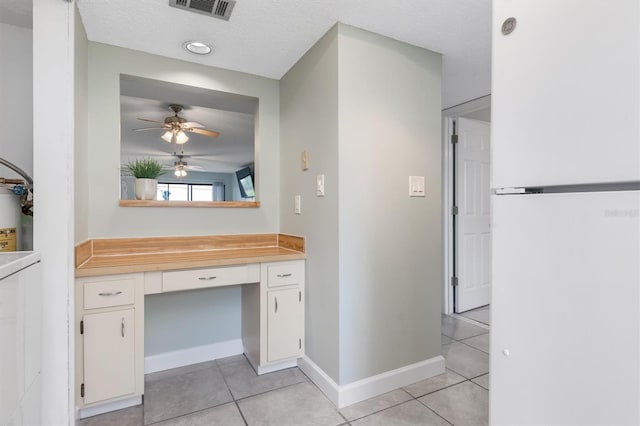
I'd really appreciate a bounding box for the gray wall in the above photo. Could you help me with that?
[337,25,442,384]
[145,286,241,355]
[0,23,32,180]
[0,22,34,250]
[74,6,89,243]
[462,106,491,122]
[281,23,442,385]
[87,42,280,238]
[280,26,341,381]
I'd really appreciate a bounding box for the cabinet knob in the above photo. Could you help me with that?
[277,273,292,278]
[198,276,217,281]
[275,297,278,313]
[121,318,126,338]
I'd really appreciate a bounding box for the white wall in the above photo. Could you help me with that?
[281,23,442,386]
[280,26,341,381]
[33,0,79,423]
[87,42,280,238]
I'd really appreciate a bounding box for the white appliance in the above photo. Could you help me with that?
[0,252,42,426]
[491,1,640,425]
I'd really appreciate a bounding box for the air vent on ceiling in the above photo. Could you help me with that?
[169,0,236,21]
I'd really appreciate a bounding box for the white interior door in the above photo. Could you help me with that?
[455,117,491,312]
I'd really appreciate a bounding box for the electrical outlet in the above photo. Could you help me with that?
[301,150,309,171]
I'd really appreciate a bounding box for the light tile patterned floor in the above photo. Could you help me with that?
[80,313,490,426]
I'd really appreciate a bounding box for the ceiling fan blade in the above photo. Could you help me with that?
[181,121,205,128]
[187,127,220,138]
[133,127,168,131]
[185,165,204,171]
[137,118,164,123]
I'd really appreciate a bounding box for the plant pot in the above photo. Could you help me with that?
[134,178,158,200]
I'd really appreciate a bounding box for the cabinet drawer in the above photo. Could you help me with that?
[162,264,259,292]
[84,278,135,310]
[267,262,304,288]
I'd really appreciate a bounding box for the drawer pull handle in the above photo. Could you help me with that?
[275,297,278,313]
[121,318,125,338]
[198,276,217,281]
[98,291,123,297]
[277,273,292,278]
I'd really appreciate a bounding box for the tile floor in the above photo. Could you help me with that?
[458,305,490,326]
[80,309,490,426]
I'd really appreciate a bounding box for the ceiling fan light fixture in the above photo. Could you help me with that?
[184,41,212,55]
[161,131,173,143]
[174,167,187,177]
[175,131,189,144]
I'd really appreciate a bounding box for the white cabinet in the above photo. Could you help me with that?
[0,253,41,426]
[75,274,144,413]
[76,259,305,416]
[243,260,305,372]
[83,309,135,404]
[267,287,303,362]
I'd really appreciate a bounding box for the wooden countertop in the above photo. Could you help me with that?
[75,234,305,277]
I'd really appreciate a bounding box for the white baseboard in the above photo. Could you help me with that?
[78,396,141,419]
[144,339,244,374]
[299,355,445,408]
[298,356,341,406]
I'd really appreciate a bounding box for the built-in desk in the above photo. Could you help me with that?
[74,234,305,418]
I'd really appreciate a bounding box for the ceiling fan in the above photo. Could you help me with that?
[169,152,204,177]
[134,104,220,144]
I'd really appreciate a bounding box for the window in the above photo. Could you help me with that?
[157,183,218,201]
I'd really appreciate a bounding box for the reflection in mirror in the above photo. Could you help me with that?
[120,75,258,203]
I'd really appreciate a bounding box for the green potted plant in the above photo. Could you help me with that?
[123,159,166,200]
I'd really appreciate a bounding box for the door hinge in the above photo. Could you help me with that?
[80,383,85,398]
[451,134,458,145]
[451,276,459,287]
[299,338,302,350]
[80,320,84,335]
[451,205,459,215]
[298,291,301,302]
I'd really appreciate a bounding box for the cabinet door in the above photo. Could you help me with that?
[267,288,302,362]
[83,309,135,404]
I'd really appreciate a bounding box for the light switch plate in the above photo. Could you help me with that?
[316,174,325,196]
[301,150,309,171]
[409,176,425,197]
[294,195,301,214]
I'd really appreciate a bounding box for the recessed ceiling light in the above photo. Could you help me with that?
[184,41,212,55]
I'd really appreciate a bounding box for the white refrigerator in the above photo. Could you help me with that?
[491,1,640,425]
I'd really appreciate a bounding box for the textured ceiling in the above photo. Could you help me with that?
[76,0,491,108]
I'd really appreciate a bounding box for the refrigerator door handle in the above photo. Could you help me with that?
[494,187,529,195]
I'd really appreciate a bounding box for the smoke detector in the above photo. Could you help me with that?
[169,0,236,21]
